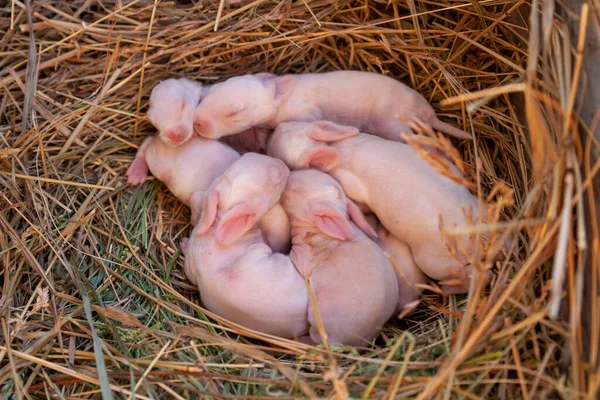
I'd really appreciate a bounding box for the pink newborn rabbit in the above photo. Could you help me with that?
[268,120,489,295]
[146,78,203,147]
[282,169,398,346]
[126,135,291,254]
[193,70,470,143]
[182,153,308,339]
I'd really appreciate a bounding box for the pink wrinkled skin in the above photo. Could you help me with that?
[147,78,203,147]
[182,153,308,338]
[193,70,470,143]
[125,136,291,253]
[363,213,427,315]
[377,224,428,315]
[282,169,398,346]
[269,120,492,295]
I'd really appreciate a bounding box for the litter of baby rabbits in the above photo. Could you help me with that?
[129,70,510,346]
[2,1,592,398]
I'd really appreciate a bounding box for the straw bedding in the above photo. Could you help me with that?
[0,0,597,398]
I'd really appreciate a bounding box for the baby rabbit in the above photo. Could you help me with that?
[193,70,470,143]
[269,120,490,294]
[282,169,398,346]
[182,153,309,339]
[146,78,203,147]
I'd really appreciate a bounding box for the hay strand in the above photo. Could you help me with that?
[0,0,597,398]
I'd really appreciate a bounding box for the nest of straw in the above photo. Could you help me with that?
[1,0,596,398]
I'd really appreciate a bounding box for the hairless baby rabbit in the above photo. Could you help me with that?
[282,169,398,346]
[181,153,308,338]
[146,78,203,147]
[269,120,492,295]
[193,70,470,143]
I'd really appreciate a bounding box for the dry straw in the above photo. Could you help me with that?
[0,0,598,398]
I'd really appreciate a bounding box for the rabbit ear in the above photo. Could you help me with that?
[215,202,257,246]
[347,199,377,239]
[266,76,296,103]
[195,186,219,236]
[299,147,340,172]
[308,203,353,241]
[308,121,359,142]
